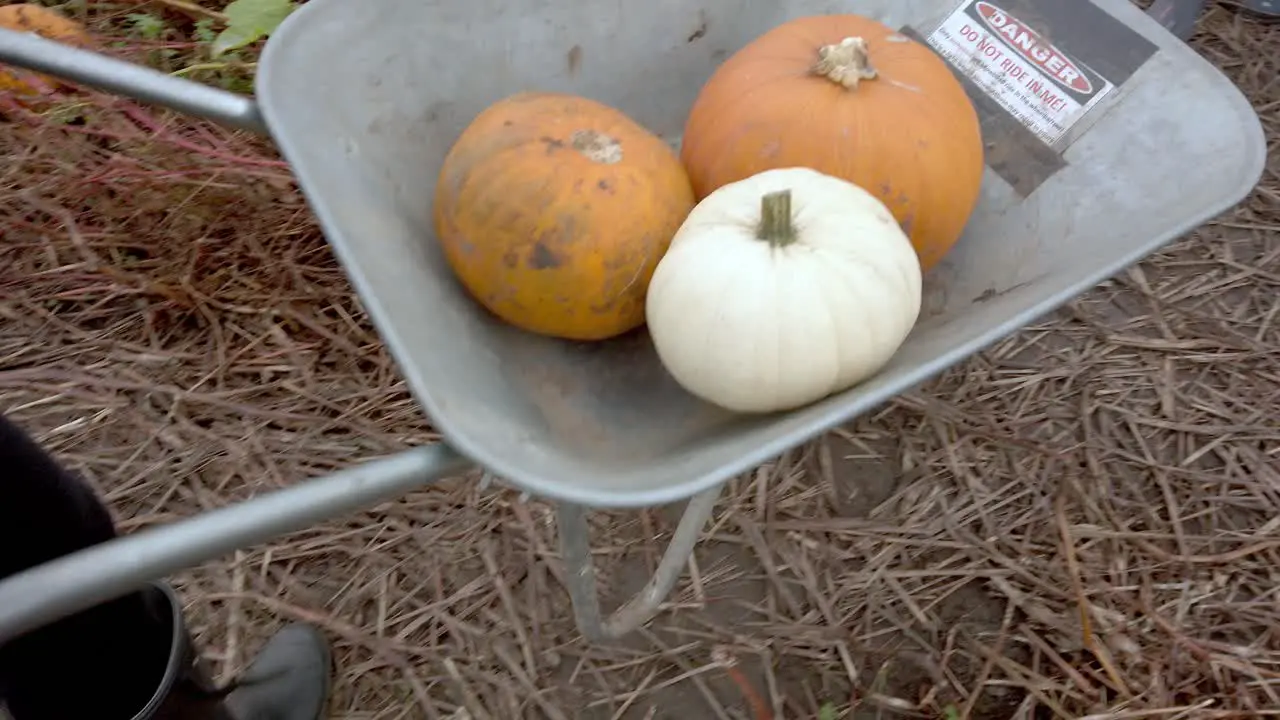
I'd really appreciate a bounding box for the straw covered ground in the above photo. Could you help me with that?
[1,2,1277,718]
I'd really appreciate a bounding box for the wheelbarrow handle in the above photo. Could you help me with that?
[0,28,266,135]
[0,443,472,643]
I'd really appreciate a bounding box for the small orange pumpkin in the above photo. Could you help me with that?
[679,15,985,271]
[0,4,93,97]
[434,92,695,341]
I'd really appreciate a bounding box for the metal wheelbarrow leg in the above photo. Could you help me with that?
[557,486,723,642]
[0,29,710,646]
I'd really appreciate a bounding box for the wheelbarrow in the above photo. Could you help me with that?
[0,0,1265,645]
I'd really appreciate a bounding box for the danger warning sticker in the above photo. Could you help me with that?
[927,0,1115,146]
[900,0,1156,196]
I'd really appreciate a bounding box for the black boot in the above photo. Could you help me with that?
[134,582,333,720]
[0,414,332,719]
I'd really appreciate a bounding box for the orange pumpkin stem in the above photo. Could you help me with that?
[813,36,878,90]
[757,190,796,248]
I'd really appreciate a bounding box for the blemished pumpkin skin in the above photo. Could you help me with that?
[679,15,985,272]
[434,92,695,341]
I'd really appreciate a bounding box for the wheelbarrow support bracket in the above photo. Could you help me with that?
[555,485,723,642]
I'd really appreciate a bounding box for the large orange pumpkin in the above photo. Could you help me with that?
[679,15,985,271]
[434,92,695,341]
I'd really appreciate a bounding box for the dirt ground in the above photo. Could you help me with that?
[1,2,1278,719]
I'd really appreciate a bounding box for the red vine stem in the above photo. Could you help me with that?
[712,646,774,720]
[117,102,290,168]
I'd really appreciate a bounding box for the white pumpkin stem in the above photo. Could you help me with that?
[813,37,878,90]
[757,190,796,248]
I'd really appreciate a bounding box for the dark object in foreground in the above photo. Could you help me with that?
[0,414,332,719]
[1149,0,1280,40]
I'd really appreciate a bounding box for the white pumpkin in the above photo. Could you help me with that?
[645,166,922,414]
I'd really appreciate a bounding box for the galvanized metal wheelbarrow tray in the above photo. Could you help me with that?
[0,0,1265,644]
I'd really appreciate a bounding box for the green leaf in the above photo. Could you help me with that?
[210,0,295,58]
[127,12,166,40]
[193,17,218,45]
[819,703,838,720]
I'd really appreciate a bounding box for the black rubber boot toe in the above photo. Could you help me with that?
[222,623,332,720]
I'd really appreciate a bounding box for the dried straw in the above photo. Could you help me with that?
[1,3,1277,718]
